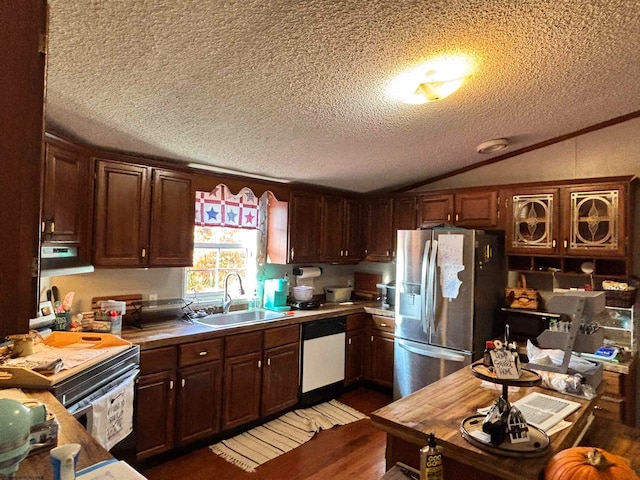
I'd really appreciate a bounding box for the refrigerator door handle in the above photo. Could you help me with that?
[420,239,431,334]
[396,338,468,363]
[425,239,438,332]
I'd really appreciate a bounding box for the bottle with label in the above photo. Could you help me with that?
[483,340,494,369]
[420,433,443,480]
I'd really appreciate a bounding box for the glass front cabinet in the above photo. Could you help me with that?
[506,182,629,258]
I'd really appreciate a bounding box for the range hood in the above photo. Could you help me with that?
[40,245,95,277]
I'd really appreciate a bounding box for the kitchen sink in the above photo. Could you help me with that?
[192,309,288,328]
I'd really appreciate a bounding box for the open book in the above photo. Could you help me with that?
[513,392,581,432]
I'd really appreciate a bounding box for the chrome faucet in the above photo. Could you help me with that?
[223,273,245,313]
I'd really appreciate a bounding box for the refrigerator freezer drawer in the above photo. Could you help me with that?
[393,338,472,400]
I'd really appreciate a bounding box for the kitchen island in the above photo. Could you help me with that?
[371,365,599,480]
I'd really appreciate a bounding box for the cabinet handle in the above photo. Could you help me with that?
[447,214,451,222]
[564,239,568,249]
[386,250,390,257]
[181,378,185,388]
[258,360,262,368]
[41,221,46,233]
[290,248,294,260]
[455,213,459,222]
[50,222,55,233]
[371,336,374,342]
[345,250,348,256]
[141,248,146,258]
[380,323,388,327]
[169,380,174,390]
[267,358,271,366]
[198,351,208,356]
[348,338,352,345]
[552,239,557,248]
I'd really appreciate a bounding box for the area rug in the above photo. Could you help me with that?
[210,399,368,472]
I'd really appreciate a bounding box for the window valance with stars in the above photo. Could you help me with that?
[195,185,259,229]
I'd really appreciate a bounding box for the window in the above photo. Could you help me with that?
[184,226,258,303]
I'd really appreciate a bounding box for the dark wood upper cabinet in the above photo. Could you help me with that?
[417,190,498,229]
[320,194,346,263]
[93,159,194,267]
[343,198,363,261]
[1,1,47,337]
[149,169,195,266]
[364,197,394,262]
[288,191,322,263]
[42,139,93,259]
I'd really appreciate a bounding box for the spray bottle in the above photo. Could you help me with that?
[420,433,443,480]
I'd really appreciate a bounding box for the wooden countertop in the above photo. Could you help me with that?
[371,365,597,480]
[13,390,114,478]
[122,301,389,349]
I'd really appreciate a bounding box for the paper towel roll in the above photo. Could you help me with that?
[293,266,322,279]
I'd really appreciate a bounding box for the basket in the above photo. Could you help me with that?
[505,274,539,310]
[603,288,637,308]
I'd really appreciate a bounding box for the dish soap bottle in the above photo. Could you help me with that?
[420,433,443,480]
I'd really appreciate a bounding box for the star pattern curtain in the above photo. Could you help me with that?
[195,185,259,229]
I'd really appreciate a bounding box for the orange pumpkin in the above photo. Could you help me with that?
[545,447,640,480]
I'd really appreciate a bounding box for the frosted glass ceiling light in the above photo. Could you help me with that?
[389,55,471,104]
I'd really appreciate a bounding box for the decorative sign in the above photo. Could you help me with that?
[195,185,259,229]
[490,348,520,380]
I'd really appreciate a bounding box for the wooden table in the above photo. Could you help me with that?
[371,365,597,480]
[12,390,114,478]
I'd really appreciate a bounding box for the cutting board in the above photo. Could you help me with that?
[353,272,382,299]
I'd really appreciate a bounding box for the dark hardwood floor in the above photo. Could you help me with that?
[140,386,392,480]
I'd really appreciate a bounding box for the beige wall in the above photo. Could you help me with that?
[413,117,640,190]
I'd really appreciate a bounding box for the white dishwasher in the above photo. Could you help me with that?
[300,316,346,406]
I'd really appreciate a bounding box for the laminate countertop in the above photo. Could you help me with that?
[121,301,392,350]
[371,365,613,480]
[12,390,114,478]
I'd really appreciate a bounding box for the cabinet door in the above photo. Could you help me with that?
[149,169,194,266]
[136,370,176,460]
[364,198,393,261]
[289,192,322,263]
[392,196,416,258]
[343,198,363,261]
[455,190,498,228]
[563,184,627,257]
[370,332,394,388]
[94,160,150,266]
[176,360,222,445]
[345,329,366,385]
[222,351,262,430]
[262,343,300,417]
[42,142,91,249]
[320,195,345,262]
[505,188,560,255]
[417,194,454,226]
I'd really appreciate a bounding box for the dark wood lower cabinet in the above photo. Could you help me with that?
[136,370,176,460]
[222,351,262,430]
[346,328,366,385]
[262,342,300,417]
[176,360,223,445]
[369,332,394,388]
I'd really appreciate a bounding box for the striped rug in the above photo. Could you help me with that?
[210,399,368,472]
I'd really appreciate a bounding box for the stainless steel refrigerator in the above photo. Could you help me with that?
[393,228,505,399]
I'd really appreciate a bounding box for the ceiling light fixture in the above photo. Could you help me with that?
[476,138,509,154]
[389,55,472,104]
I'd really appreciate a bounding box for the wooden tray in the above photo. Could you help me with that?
[0,332,132,388]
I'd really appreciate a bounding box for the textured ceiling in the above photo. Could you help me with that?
[46,1,640,193]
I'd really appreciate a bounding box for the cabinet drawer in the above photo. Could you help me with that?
[594,395,624,423]
[602,370,623,396]
[225,331,263,357]
[347,313,367,331]
[371,315,395,333]
[179,338,223,367]
[140,346,178,375]
[264,324,300,349]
